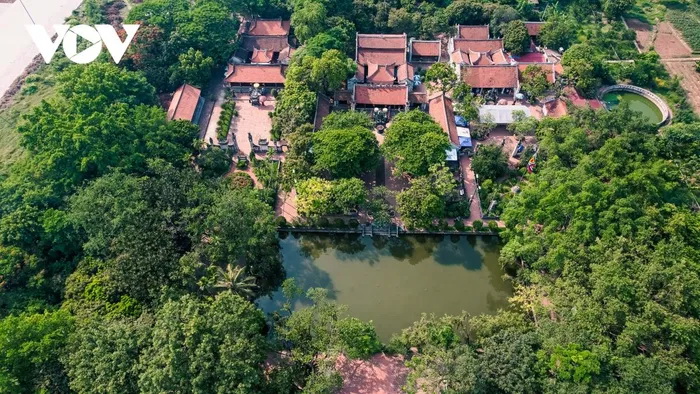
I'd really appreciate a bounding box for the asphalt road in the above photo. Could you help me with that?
[0,0,83,97]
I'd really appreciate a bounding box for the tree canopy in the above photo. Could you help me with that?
[312,127,380,178]
[382,110,451,176]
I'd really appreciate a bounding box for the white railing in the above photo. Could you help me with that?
[599,84,671,125]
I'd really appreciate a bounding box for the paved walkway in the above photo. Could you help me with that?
[0,0,83,98]
[459,156,482,224]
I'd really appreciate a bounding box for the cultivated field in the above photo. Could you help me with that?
[663,60,700,114]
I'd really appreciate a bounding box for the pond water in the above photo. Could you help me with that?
[258,233,512,341]
[602,91,663,124]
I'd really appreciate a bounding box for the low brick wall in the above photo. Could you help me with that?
[278,227,500,237]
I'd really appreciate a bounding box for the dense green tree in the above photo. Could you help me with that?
[271,82,317,139]
[472,144,509,181]
[453,82,481,121]
[291,0,328,44]
[138,293,267,393]
[562,43,606,96]
[65,317,150,394]
[382,110,451,176]
[313,126,380,178]
[0,310,74,393]
[169,48,215,88]
[539,13,577,50]
[127,0,238,91]
[196,146,231,178]
[520,65,552,101]
[296,177,366,217]
[602,0,634,19]
[310,49,356,93]
[322,111,374,130]
[424,62,458,94]
[503,20,530,55]
[445,0,486,26]
[397,164,456,228]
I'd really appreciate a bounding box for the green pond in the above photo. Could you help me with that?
[602,91,663,124]
[259,233,512,341]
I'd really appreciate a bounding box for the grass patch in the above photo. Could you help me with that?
[628,0,667,23]
[0,68,60,171]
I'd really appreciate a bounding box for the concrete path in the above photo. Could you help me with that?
[0,0,84,98]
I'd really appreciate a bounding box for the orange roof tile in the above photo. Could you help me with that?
[359,62,413,83]
[453,39,503,53]
[357,34,407,49]
[225,64,286,84]
[458,25,490,39]
[167,84,201,121]
[411,40,441,57]
[462,65,518,89]
[251,48,273,63]
[354,85,407,106]
[246,19,290,36]
[428,93,458,146]
[241,36,290,52]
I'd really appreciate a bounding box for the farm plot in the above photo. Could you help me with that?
[663,61,700,115]
[667,9,700,52]
[653,22,692,59]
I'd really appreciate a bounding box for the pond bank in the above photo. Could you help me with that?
[278,227,501,237]
[261,233,511,341]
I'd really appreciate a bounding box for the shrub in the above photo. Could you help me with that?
[463,225,473,232]
[229,171,254,190]
[333,218,346,228]
[454,221,465,231]
[348,219,360,228]
[438,220,449,230]
[337,317,382,359]
[236,160,248,170]
[488,221,499,232]
[216,101,236,140]
[275,216,288,228]
[472,220,484,231]
[317,217,330,228]
[196,148,230,178]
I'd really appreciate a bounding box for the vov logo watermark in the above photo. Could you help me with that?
[26,24,140,64]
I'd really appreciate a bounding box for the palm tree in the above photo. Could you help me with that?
[214,264,257,299]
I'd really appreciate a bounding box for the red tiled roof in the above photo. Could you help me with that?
[428,93,458,146]
[518,63,558,83]
[246,19,290,36]
[457,25,490,40]
[453,39,503,53]
[167,84,201,121]
[358,62,414,83]
[251,48,273,63]
[225,64,286,84]
[411,40,441,57]
[524,22,544,36]
[241,36,290,52]
[544,99,568,118]
[451,49,510,65]
[354,85,407,106]
[358,34,407,49]
[462,65,518,89]
[358,49,406,66]
[357,34,407,65]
